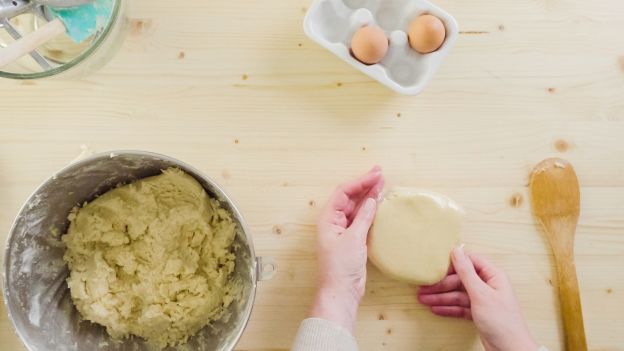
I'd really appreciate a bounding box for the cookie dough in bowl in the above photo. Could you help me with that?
[63,168,242,348]
[368,189,463,285]
[3,151,271,351]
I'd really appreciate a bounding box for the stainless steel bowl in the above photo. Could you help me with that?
[2,150,276,351]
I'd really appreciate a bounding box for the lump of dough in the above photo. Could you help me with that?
[62,168,242,348]
[368,189,462,285]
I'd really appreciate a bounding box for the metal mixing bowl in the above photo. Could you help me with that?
[2,150,276,351]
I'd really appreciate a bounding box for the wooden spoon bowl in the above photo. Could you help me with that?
[529,158,587,351]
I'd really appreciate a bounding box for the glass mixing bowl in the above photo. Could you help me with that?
[0,0,127,79]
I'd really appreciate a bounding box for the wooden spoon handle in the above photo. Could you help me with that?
[0,18,65,69]
[554,255,587,351]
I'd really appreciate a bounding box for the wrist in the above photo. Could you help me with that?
[309,284,361,332]
[513,336,539,351]
[482,328,538,351]
[509,327,539,351]
[490,335,539,351]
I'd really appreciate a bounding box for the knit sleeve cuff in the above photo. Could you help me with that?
[291,318,358,351]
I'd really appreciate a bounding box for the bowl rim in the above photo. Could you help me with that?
[1,149,259,351]
[0,0,124,80]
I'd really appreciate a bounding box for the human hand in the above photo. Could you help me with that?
[309,166,384,332]
[418,247,539,351]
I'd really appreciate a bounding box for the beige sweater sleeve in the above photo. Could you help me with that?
[291,317,549,351]
[291,318,358,351]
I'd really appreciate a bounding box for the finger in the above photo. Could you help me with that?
[325,190,350,214]
[451,246,488,297]
[318,190,351,233]
[447,263,456,275]
[318,167,382,232]
[418,274,463,294]
[365,174,385,201]
[317,197,350,238]
[318,208,345,235]
[348,197,377,242]
[339,167,383,198]
[417,291,471,307]
[349,176,385,222]
[328,210,348,229]
[468,254,504,288]
[322,170,381,223]
[430,306,472,320]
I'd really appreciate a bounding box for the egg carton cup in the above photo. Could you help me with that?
[303,0,458,95]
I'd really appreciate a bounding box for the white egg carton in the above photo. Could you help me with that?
[303,0,458,95]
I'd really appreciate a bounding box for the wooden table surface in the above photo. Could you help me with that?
[1,0,623,350]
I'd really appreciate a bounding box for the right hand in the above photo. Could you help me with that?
[309,166,384,332]
[418,247,539,351]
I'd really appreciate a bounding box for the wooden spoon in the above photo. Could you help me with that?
[529,158,587,351]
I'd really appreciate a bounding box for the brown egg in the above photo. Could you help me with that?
[408,14,446,54]
[351,26,389,65]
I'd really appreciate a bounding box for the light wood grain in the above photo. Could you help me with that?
[1,0,624,350]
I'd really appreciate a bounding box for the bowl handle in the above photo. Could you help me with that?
[256,256,277,281]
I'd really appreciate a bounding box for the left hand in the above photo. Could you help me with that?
[417,248,539,351]
[309,166,385,332]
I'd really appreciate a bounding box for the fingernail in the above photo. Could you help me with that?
[452,244,466,259]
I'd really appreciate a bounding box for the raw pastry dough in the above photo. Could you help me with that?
[63,168,241,348]
[368,189,462,285]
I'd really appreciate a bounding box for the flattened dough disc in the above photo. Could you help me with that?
[368,189,462,285]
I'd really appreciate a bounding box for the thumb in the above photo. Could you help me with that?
[349,198,377,242]
[451,246,487,297]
